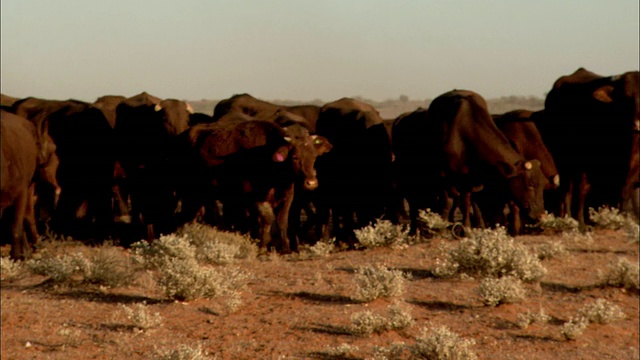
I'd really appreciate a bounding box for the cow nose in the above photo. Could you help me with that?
[304,178,318,190]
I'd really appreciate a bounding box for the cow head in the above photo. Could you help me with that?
[506,159,547,220]
[35,140,61,223]
[277,125,332,190]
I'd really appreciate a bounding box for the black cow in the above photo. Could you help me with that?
[176,113,331,252]
[10,97,114,241]
[393,90,547,234]
[114,92,192,241]
[314,98,394,246]
[1,111,59,259]
[538,68,639,226]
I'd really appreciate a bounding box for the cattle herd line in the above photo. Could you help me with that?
[1,67,638,260]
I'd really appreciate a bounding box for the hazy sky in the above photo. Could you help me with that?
[2,0,638,102]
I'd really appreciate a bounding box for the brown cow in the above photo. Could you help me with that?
[539,68,639,226]
[474,110,560,234]
[393,90,547,233]
[1,111,59,259]
[176,113,331,252]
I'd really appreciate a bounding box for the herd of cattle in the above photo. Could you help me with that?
[1,67,638,259]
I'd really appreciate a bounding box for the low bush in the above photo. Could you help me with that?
[477,276,526,306]
[355,219,410,249]
[433,227,546,282]
[411,323,477,360]
[352,264,409,302]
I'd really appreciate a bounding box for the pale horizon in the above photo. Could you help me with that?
[2,0,638,103]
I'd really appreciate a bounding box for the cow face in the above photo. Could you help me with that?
[281,125,332,190]
[507,160,547,220]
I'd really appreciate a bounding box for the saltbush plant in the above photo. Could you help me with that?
[411,323,477,360]
[537,212,579,232]
[120,302,163,331]
[601,257,639,291]
[348,304,414,336]
[352,264,409,302]
[176,223,258,264]
[534,241,567,261]
[1,256,25,282]
[355,219,410,249]
[561,298,625,340]
[154,344,213,360]
[589,206,629,230]
[132,234,251,301]
[418,209,452,238]
[516,308,551,329]
[434,227,546,282]
[477,276,526,306]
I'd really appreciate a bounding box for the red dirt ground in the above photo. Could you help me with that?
[1,228,638,359]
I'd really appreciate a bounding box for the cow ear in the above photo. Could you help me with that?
[311,135,332,155]
[273,145,291,162]
[186,102,194,114]
[593,85,615,103]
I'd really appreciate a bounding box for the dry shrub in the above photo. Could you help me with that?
[534,241,567,260]
[561,299,625,340]
[601,257,639,291]
[348,304,414,336]
[538,212,579,232]
[411,323,477,360]
[1,256,26,282]
[589,206,630,230]
[154,344,213,360]
[434,227,546,282]
[477,276,526,306]
[176,223,258,264]
[132,234,251,302]
[352,264,409,302]
[119,302,163,330]
[418,209,452,238]
[355,219,411,249]
[516,308,551,329]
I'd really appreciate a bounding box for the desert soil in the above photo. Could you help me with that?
[1,228,638,360]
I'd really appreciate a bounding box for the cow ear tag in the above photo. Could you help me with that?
[275,153,285,162]
[524,161,533,170]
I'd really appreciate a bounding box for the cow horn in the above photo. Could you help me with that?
[524,161,533,170]
[553,174,560,187]
[154,104,162,112]
[186,103,194,114]
[284,136,292,143]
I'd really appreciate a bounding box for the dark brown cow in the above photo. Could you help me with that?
[393,90,547,233]
[474,110,560,234]
[212,93,321,130]
[539,68,640,226]
[314,98,394,245]
[1,111,59,259]
[176,113,331,252]
[94,95,126,128]
[10,97,114,241]
[115,92,193,241]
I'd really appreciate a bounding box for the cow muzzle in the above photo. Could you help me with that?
[304,178,318,190]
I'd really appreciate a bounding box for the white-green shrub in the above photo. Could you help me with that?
[355,219,410,249]
[477,276,526,306]
[601,257,639,291]
[418,209,451,237]
[411,324,477,360]
[120,302,163,330]
[577,299,625,324]
[1,256,25,281]
[538,212,579,232]
[154,344,213,360]
[352,264,409,302]
[516,308,551,329]
[589,207,628,230]
[433,227,546,282]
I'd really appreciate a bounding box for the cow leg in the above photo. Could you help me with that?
[471,200,485,229]
[576,172,591,231]
[24,183,40,246]
[277,185,295,253]
[256,201,275,252]
[10,191,31,260]
[561,179,574,219]
[407,197,419,236]
[508,202,522,235]
[460,192,473,229]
